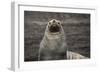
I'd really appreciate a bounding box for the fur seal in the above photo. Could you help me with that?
[39,19,67,60]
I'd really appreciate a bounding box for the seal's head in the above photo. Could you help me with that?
[47,19,61,33]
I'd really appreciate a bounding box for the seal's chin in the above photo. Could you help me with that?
[49,25,60,33]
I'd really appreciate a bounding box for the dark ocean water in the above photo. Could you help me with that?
[24,11,90,61]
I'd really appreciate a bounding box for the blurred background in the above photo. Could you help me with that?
[24,11,90,61]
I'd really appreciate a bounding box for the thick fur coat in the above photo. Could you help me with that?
[39,19,67,60]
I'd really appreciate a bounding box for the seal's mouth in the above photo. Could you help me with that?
[49,25,60,33]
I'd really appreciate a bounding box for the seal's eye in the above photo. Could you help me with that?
[49,22,51,25]
[58,22,60,25]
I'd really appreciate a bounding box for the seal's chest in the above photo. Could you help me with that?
[47,38,63,49]
[47,34,61,39]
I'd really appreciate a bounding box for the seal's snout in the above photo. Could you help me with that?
[49,24,60,32]
[48,19,61,33]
